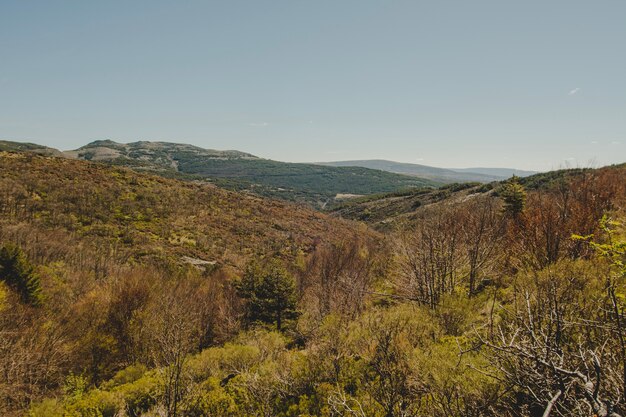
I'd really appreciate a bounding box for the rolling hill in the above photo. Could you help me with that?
[318,159,535,183]
[0,150,372,273]
[0,140,64,157]
[330,165,626,230]
[449,167,536,178]
[1,140,439,207]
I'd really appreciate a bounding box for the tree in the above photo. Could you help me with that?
[459,197,505,296]
[302,237,378,320]
[500,176,526,216]
[236,259,299,331]
[0,243,42,306]
[138,280,203,417]
[395,204,464,308]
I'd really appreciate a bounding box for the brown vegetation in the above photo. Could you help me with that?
[0,151,625,416]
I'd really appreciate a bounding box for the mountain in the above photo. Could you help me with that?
[449,167,536,178]
[0,140,64,157]
[63,139,256,167]
[8,139,436,206]
[318,159,533,183]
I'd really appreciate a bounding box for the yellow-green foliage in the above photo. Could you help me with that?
[28,370,161,417]
[64,389,122,417]
[27,263,621,416]
[182,377,239,417]
[574,215,626,275]
[27,398,64,417]
[0,282,7,312]
[412,337,500,412]
[9,154,626,416]
[101,364,148,389]
[112,373,162,416]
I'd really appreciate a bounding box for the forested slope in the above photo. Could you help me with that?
[1,139,440,207]
[0,151,378,415]
[1,151,625,417]
[0,151,368,269]
[331,166,626,231]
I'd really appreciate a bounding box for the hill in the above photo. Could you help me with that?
[318,159,535,183]
[449,166,536,178]
[65,140,439,206]
[0,140,440,207]
[330,182,488,229]
[0,150,382,415]
[0,140,64,157]
[330,166,626,230]
[0,151,369,271]
[63,139,256,166]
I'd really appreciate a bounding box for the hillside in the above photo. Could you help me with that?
[2,151,625,417]
[0,151,380,415]
[0,140,64,157]
[66,140,438,206]
[0,151,371,272]
[0,140,439,207]
[331,166,626,230]
[318,159,535,183]
[330,182,489,229]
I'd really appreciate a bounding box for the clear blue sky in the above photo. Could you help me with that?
[1,1,624,171]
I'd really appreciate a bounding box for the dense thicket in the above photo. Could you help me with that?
[0,151,624,416]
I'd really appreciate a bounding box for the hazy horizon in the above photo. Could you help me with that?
[2,1,625,171]
[5,136,611,172]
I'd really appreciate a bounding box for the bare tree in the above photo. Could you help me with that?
[302,237,379,319]
[137,280,203,417]
[395,204,464,308]
[460,196,505,296]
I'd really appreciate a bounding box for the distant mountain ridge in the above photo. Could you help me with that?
[0,140,64,157]
[64,140,257,172]
[66,139,256,160]
[449,167,536,178]
[0,139,438,207]
[318,159,536,183]
[0,139,539,207]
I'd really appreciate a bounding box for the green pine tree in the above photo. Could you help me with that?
[500,175,526,216]
[0,243,43,306]
[235,259,299,331]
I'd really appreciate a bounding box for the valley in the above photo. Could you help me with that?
[0,144,624,416]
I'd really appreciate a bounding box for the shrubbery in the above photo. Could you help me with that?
[2,153,625,416]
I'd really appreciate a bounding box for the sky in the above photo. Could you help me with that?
[1,1,625,171]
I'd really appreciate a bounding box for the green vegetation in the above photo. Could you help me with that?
[319,159,518,183]
[499,176,527,215]
[1,139,441,206]
[235,259,299,331]
[0,140,61,155]
[0,244,42,306]
[70,140,439,206]
[330,166,623,230]
[0,150,625,416]
[178,156,437,201]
